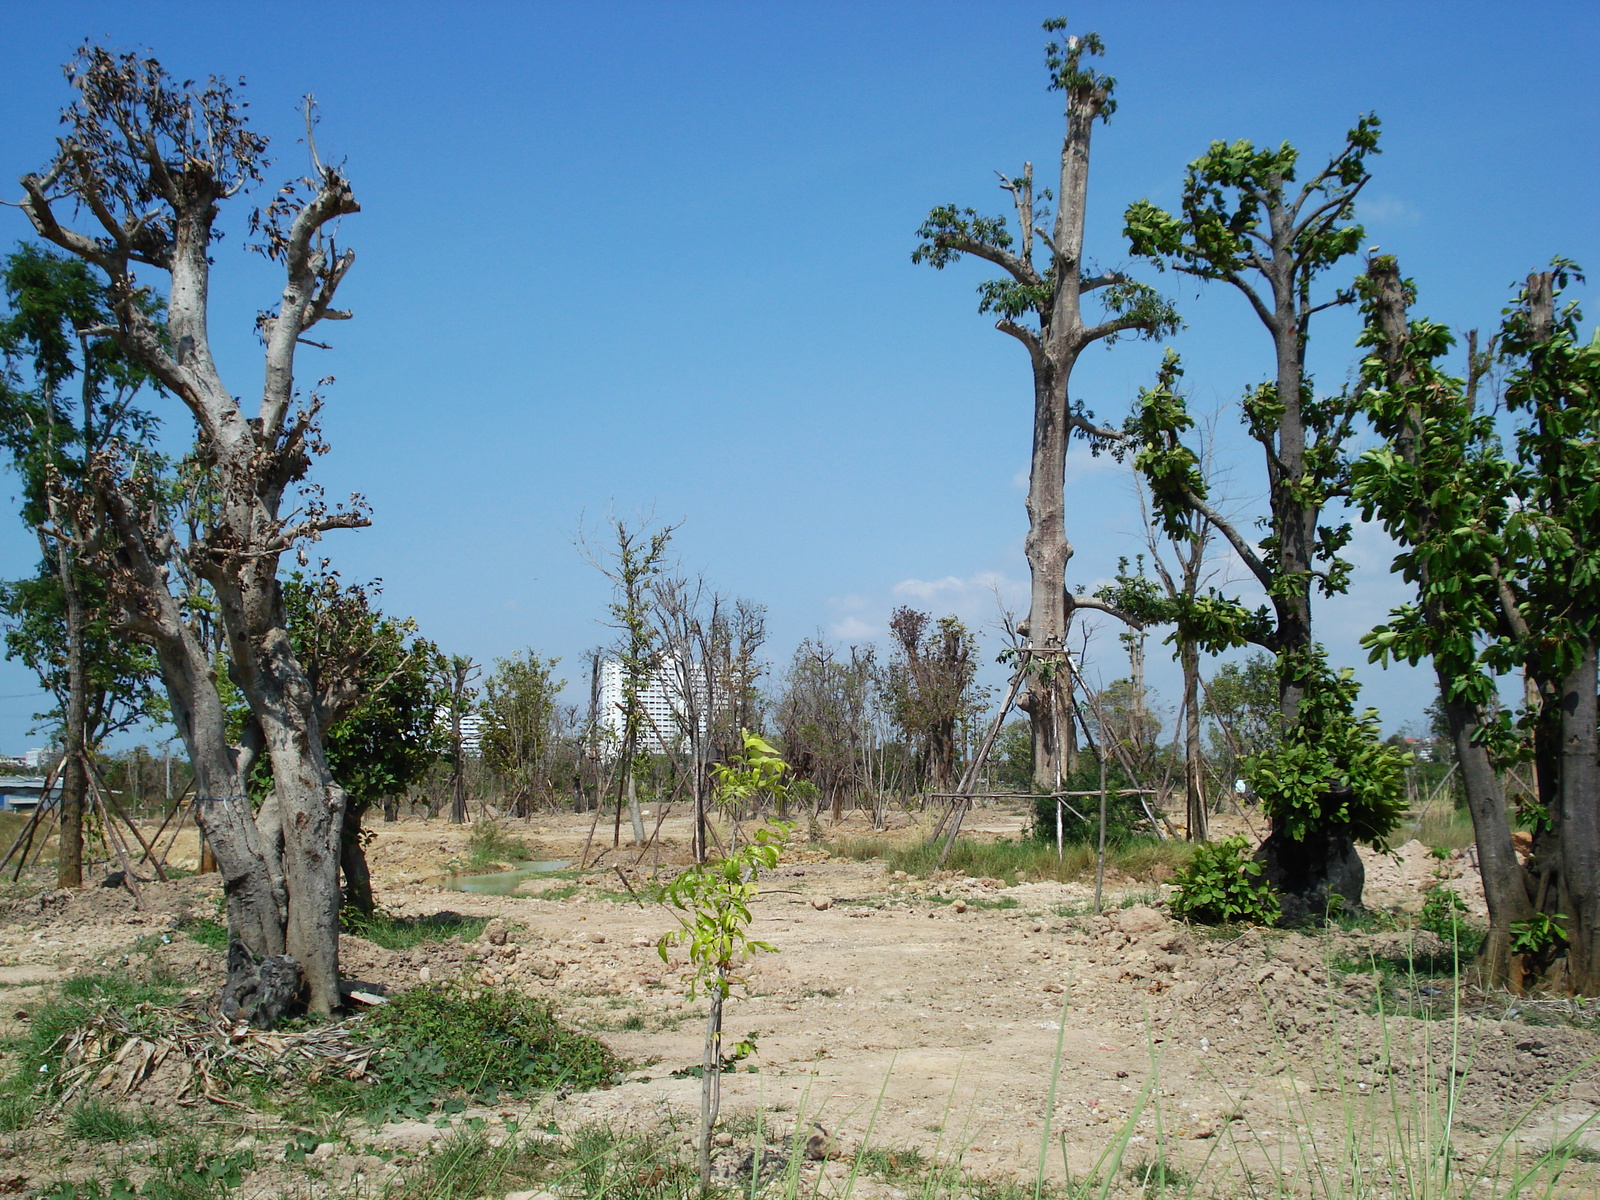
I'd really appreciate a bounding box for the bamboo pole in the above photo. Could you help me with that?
[89,758,167,883]
[934,658,1028,866]
[0,757,63,875]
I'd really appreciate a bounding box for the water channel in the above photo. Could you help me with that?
[444,860,570,895]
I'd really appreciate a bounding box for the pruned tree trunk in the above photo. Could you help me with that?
[1559,640,1600,991]
[19,52,367,1017]
[340,798,374,917]
[1443,690,1533,984]
[916,28,1171,795]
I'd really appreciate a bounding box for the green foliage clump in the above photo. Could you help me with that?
[341,906,489,950]
[349,983,624,1118]
[1246,653,1409,848]
[1029,756,1148,847]
[1169,836,1279,926]
[465,820,534,870]
[1510,912,1567,957]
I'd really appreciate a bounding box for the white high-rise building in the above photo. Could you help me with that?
[597,659,705,753]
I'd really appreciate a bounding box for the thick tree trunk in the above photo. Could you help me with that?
[1439,688,1535,985]
[1559,640,1600,992]
[340,799,374,917]
[40,513,90,887]
[1257,824,1364,924]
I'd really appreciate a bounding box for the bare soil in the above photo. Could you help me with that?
[3,803,1598,1198]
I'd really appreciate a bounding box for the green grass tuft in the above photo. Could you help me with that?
[66,1099,167,1143]
[341,906,490,950]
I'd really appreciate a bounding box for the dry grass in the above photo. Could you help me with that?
[828,833,1193,885]
[1411,807,1478,852]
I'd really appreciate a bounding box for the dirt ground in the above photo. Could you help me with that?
[3,803,1599,1197]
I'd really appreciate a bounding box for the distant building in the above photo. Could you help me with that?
[23,749,47,769]
[597,658,705,753]
[0,776,61,812]
[435,709,483,757]
[1404,736,1441,764]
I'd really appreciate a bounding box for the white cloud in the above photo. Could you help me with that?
[891,570,1025,616]
[829,615,877,640]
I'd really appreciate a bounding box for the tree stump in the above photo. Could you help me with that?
[220,939,304,1029]
[1256,826,1365,925]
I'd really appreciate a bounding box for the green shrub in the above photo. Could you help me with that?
[335,983,625,1119]
[466,821,533,870]
[1418,884,1468,939]
[1169,836,1279,926]
[1029,757,1150,847]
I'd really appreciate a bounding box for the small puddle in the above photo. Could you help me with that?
[445,860,570,895]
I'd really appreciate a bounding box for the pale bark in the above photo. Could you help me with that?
[1182,642,1207,842]
[19,58,363,1015]
[1559,641,1600,991]
[1364,257,1537,983]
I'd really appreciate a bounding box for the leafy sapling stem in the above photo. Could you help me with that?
[656,729,793,1192]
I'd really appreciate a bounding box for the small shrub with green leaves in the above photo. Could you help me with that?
[1511,911,1568,957]
[1419,883,1469,939]
[1169,836,1280,926]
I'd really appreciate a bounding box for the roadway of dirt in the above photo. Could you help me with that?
[2,803,1597,1198]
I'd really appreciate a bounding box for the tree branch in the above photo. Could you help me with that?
[1180,484,1271,593]
[995,318,1044,360]
[936,234,1040,286]
[1067,592,1144,629]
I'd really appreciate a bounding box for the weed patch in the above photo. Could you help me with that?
[314,982,625,1120]
[341,907,490,950]
[829,834,1191,885]
[182,918,228,952]
[463,821,535,871]
[40,1139,255,1200]
[66,1099,168,1143]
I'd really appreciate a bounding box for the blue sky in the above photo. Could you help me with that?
[0,2,1594,751]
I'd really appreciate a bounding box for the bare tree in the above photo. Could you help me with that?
[881,608,982,795]
[915,19,1176,790]
[655,576,768,858]
[583,516,678,848]
[774,637,876,822]
[18,48,365,1015]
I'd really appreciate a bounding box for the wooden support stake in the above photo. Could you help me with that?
[936,659,1028,867]
[89,784,144,910]
[88,758,166,883]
